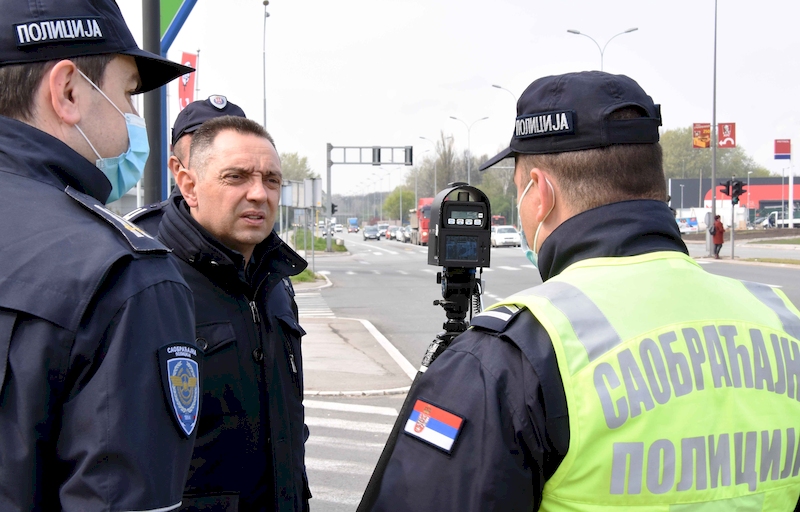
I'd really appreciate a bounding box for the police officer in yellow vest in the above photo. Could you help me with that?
[365,71,800,511]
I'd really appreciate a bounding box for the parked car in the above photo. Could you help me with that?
[377,223,390,238]
[363,225,380,241]
[490,225,521,247]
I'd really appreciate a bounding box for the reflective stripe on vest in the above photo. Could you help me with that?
[493,251,800,511]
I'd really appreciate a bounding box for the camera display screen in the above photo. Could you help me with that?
[451,210,481,219]
[445,235,478,261]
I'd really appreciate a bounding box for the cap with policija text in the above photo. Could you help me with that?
[0,0,192,93]
[480,71,661,171]
[172,95,246,146]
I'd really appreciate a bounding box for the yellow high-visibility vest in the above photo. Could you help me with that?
[492,251,800,511]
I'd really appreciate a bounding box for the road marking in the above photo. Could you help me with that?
[352,318,418,380]
[306,457,374,476]
[346,271,355,275]
[372,252,383,256]
[304,400,398,416]
[296,292,335,318]
[498,266,520,271]
[318,270,331,275]
[481,267,494,272]
[307,485,362,507]
[397,270,409,275]
[372,270,381,275]
[305,416,393,434]
[420,268,436,273]
[305,435,386,451]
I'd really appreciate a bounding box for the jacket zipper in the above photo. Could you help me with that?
[251,278,298,377]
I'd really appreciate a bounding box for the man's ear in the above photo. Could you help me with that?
[176,166,199,208]
[167,154,183,182]
[48,60,83,127]
[529,168,555,223]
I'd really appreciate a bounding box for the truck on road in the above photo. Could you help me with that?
[347,217,359,233]
[762,210,800,228]
[409,198,433,246]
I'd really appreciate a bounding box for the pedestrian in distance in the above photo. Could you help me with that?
[712,214,726,259]
[361,71,800,511]
[0,0,201,510]
[131,114,310,511]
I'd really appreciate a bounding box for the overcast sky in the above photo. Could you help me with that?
[119,0,800,196]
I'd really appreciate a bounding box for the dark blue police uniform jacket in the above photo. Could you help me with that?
[131,193,310,511]
[0,116,199,511]
[369,201,702,511]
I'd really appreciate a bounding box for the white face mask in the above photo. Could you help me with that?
[517,177,555,269]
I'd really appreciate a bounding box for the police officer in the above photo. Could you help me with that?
[131,115,310,511]
[364,72,800,510]
[0,0,201,510]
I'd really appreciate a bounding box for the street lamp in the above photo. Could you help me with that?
[566,27,638,71]
[491,84,517,103]
[262,1,270,128]
[449,116,489,185]
[679,184,684,214]
[747,171,752,220]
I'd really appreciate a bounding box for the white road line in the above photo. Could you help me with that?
[305,435,386,451]
[305,416,393,434]
[397,270,409,275]
[420,268,436,273]
[498,266,520,271]
[481,267,494,272]
[318,270,331,275]
[307,485,363,506]
[304,400,398,416]
[346,271,355,275]
[372,252,383,256]
[306,457,374,476]
[351,318,418,380]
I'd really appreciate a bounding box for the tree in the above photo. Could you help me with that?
[279,152,319,181]
[661,127,771,180]
[382,188,415,224]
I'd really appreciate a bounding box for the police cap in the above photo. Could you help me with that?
[172,95,247,146]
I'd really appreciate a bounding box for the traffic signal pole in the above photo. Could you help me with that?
[731,175,735,260]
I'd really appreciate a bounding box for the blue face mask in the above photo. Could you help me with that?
[74,70,150,204]
[517,177,555,269]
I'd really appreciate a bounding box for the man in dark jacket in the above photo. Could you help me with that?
[0,0,200,510]
[134,114,310,511]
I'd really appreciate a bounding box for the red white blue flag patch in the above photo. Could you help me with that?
[403,399,465,454]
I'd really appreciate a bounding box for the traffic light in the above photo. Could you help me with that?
[331,203,338,215]
[718,180,731,197]
[731,180,746,205]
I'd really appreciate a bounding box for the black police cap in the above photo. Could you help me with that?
[0,0,192,93]
[171,95,247,146]
[480,71,662,171]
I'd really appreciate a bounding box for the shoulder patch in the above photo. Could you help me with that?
[122,200,167,223]
[403,398,465,454]
[469,304,526,333]
[158,342,203,438]
[66,186,169,254]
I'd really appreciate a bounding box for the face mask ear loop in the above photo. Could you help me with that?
[74,124,102,161]
[76,69,126,118]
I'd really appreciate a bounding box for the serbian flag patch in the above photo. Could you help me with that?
[403,399,465,454]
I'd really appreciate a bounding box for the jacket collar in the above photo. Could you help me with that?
[537,200,688,282]
[0,115,112,202]
[158,192,307,287]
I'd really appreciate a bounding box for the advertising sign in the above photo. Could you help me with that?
[775,139,791,160]
[692,123,711,149]
[177,52,197,111]
[718,123,736,148]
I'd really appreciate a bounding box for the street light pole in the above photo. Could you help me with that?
[449,116,489,185]
[566,27,638,71]
[747,171,752,222]
[680,184,684,214]
[268,0,269,130]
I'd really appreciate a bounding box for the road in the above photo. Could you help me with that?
[300,231,800,510]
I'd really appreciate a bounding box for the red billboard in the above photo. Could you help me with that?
[692,123,711,149]
[775,139,791,160]
[177,52,197,111]
[717,123,736,148]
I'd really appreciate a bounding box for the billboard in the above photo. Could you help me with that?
[692,123,711,149]
[177,52,197,111]
[718,123,736,148]
[775,139,791,160]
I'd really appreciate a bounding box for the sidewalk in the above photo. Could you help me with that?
[294,279,416,397]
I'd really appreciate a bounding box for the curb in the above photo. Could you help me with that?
[304,386,411,398]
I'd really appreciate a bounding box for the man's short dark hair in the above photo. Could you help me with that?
[0,54,114,121]
[519,107,666,212]
[189,116,276,173]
